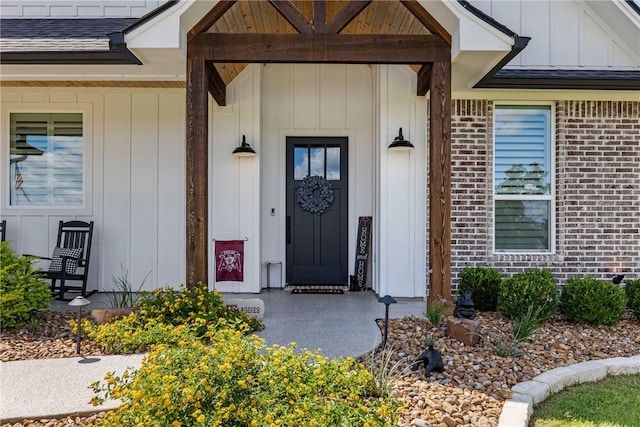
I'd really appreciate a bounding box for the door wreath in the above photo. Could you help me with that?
[296,175,335,215]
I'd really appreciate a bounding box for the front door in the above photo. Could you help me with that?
[286,137,348,284]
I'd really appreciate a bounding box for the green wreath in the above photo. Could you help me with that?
[296,175,335,215]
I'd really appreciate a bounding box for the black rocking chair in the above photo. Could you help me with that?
[31,220,96,301]
[0,220,6,242]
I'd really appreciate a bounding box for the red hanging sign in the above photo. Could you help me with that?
[215,240,244,282]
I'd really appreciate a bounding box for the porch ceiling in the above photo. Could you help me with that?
[205,1,437,85]
[187,0,452,106]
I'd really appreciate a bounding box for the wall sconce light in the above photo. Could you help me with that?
[388,128,414,151]
[232,135,256,157]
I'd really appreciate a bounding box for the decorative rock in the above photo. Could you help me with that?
[411,418,431,427]
[446,316,481,346]
[442,414,457,427]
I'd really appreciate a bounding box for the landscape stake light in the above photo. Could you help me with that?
[68,296,98,363]
[378,295,397,348]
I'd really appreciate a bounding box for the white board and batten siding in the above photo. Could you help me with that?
[2,64,427,298]
[244,63,426,298]
[0,1,169,18]
[470,0,639,69]
[0,88,185,293]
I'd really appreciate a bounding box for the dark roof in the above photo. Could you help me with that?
[482,69,640,90]
[0,1,178,65]
[0,18,140,64]
[626,0,640,15]
[1,18,137,52]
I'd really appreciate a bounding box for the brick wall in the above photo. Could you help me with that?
[442,99,640,293]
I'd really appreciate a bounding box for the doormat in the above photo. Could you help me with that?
[287,284,348,294]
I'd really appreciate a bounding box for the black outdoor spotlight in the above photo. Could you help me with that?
[68,296,92,359]
[612,274,625,285]
[378,295,397,348]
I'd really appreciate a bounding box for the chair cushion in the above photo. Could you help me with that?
[49,247,83,274]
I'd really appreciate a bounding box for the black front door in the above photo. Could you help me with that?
[286,137,348,284]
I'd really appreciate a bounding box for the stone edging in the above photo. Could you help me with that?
[497,355,640,427]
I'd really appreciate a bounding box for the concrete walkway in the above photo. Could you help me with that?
[1,290,425,422]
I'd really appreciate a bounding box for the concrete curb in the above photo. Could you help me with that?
[497,355,640,427]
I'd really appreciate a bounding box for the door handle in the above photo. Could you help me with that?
[286,216,291,244]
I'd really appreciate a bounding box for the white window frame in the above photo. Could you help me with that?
[492,102,556,254]
[2,103,93,215]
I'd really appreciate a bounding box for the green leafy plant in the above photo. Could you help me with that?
[560,276,627,326]
[482,334,522,358]
[91,325,397,426]
[426,300,447,327]
[137,284,264,335]
[624,279,640,319]
[512,304,546,342]
[109,265,150,308]
[458,266,503,311]
[84,284,263,353]
[497,269,558,322]
[0,241,52,329]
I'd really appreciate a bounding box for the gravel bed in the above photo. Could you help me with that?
[1,310,639,427]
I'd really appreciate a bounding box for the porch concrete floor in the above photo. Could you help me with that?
[49,289,426,359]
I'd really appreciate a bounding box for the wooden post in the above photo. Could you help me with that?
[428,61,452,303]
[185,56,209,288]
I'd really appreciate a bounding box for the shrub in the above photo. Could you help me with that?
[625,279,640,319]
[138,284,264,335]
[91,325,397,427]
[560,276,627,326]
[0,242,51,329]
[497,269,558,322]
[85,284,263,353]
[458,266,503,311]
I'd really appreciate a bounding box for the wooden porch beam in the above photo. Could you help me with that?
[326,1,372,34]
[187,0,236,43]
[268,0,313,33]
[189,33,450,63]
[312,0,326,33]
[400,0,451,46]
[206,62,226,106]
[186,56,209,288]
[417,63,432,96]
[428,61,452,303]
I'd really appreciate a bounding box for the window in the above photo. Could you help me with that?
[494,105,553,252]
[9,113,84,207]
[293,145,341,180]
